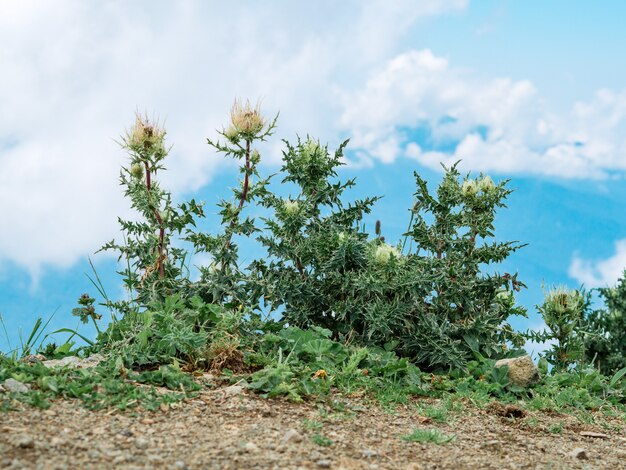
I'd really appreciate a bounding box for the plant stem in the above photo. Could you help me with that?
[225,139,252,250]
[143,161,165,279]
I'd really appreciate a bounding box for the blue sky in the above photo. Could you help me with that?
[2,1,626,354]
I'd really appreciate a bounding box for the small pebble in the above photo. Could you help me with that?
[569,448,588,460]
[244,442,260,453]
[317,459,332,468]
[14,435,35,449]
[135,438,150,450]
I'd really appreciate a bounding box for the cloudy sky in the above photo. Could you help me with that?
[2,0,626,352]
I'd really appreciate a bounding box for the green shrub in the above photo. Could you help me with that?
[585,271,626,375]
[526,286,590,372]
[251,146,526,370]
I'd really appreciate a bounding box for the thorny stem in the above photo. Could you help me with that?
[143,161,166,279]
[225,138,252,250]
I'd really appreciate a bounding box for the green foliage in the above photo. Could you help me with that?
[6,99,626,424]
[252,155,525,370]
[99,114,205,315]
[526,286,590,371]
[249,137,380,333]
[585,270,626,374]
[95,293,230,369]
[245,325,426,403]
[401,428,456,445]
[187,100,277,308]
[311,433,333,446]
[0,355,198,412]
[405,166,527,367]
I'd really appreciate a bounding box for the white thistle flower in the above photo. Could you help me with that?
[461,180,478,197]
[374,244,400,264]
[231,99,265,135]
[479,175,496,193]
[283,199,300,215]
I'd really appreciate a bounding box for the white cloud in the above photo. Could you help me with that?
[340,50,626,179]
[0,0,466,277]
[569,239,626,288]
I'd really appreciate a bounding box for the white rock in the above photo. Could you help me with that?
[569,447,588,460]
[3,378,30,393]
[42,354,104,369]
[281,429,303,445]
[494,355,540,387]
[244,442,260,453]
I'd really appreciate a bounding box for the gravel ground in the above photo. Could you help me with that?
[1,378,625,470]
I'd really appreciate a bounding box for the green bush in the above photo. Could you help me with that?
[526,286,590,372]
[250,136,526,370]
[585,271,626,375]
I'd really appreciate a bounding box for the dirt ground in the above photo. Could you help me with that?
[1,379,625,470]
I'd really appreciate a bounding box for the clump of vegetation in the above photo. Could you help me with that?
[585,270,626,375]
[2,99,626,420]
[525,286,590,372]
[251,140,526,370]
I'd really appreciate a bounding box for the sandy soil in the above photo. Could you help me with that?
[1,381,625,470]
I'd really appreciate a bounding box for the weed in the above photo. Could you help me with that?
[549,422,564,434]
[401,428,456,445]
[311,433,333,447]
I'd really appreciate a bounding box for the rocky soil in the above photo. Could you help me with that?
[1,379,625,470]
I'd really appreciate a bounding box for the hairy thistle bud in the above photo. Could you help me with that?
[126,114,165,153]
[130,163,144,179]
[461,180,478,197]
[374,244,400,265]
[250,149,261,165]
[283,199,300,215]
[479,175,496,193]
[231,99,265,136]
[224,125,240,143]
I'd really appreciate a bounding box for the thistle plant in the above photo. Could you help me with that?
[249,137,380,331]
[187,100,277,307]
[251,146,524,370]
[405,165,527,367]
[100,114,204,314]
[585,272,626,374]
[526,286,590,372]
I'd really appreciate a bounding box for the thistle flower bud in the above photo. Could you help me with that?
[209,261,223,273]
[250,149,261,165]
[126,114,165,152]
[479,175,496,193]
[283,199,300,215]
[231,99,265,135]
[496,289,514,303]
[224,125,240,143]
[130,163,144,179]
[461,180,478,197]
[374,244,400,264]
